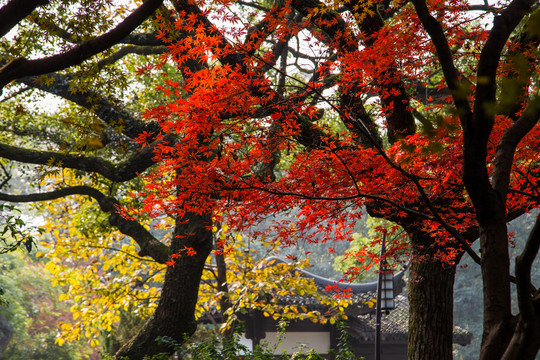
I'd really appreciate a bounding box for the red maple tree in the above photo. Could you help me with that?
[120,0,540,359]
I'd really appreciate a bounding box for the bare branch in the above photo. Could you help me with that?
[464,4,500,11]
[121,32,165,46]
[97,45,167,68]
[232,182,436,221]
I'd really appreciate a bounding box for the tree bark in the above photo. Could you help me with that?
[485,215,540,360]
[407,234,456,360]
[500,314,540,360]
[115,211,213,359]
[0,0,164,90]
[477,220,513,360]
[0,0,49,38]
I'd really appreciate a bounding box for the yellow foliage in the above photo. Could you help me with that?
[307,0,375,23]
[196,224,352,332]
[36,169,166,347]
[39,171,353,347]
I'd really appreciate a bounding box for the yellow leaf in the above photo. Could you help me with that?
[86,137,103,149]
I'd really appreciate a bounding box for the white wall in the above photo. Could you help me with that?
[240,331,331,355]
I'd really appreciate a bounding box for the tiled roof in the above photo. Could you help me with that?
[263,256,408,314]
[201,259,472,347]
[346,293,472,346]
[347,294,409,342]
[259,263,472,346]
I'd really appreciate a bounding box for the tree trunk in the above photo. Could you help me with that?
[407,237,456,360]
[478,220,513,360]
[116,211,213,359]
[501,315,540,360]
[480,215,540,360]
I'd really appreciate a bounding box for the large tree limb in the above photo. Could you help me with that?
[0,0,163,90]
[348,0,416,143]
[460,0,536,226]
[288,0,383,144]
[291,0,357,52]
[0,0,49,38]
[500,219,540,360]
[492,99,540,197]
[0,134,175,182]
[474,0,537,122]
[411,0,472,119]
[172,0,335,150]
[0,185,170,263]
[19,73,160,140]
[515,213,540,320]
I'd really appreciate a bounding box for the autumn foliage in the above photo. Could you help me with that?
[128,0,537,267]
[0,0,538,358]
[122,0,540,358]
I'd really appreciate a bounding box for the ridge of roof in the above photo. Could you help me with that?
[264,256,408,294]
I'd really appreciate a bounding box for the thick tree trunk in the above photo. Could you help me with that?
[478,220,513,360]
[407,237,456,360]
[115,211,213,360]
[481,215,540,360]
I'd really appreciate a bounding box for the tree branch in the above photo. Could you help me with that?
[18,73,160,140]
[475,0,537,120]
[264,54,482,264]
[0,0,49,38]
[97,45,167,69]
[0,185,170,263]
[411,0,472,119]
[121,32,165,46]
[515,213,540,319]
[0,133,175,182]
[0,0,163,90]
[498,9,540,121]
[31,14,80,43]
[233,182,436,221]
[492,98,540,198]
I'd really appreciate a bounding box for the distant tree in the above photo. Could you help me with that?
[0,251,92,359]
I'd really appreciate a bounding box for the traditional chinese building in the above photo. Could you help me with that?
[203,258,471,359]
